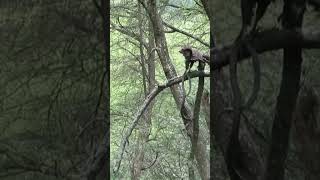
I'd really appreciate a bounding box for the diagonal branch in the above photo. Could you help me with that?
[163,22,210,47]
[113,70,209,175]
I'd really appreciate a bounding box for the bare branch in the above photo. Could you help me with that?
[163,22,210,47]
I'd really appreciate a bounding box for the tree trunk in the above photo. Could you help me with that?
[131,4,156,178]
[265,0,306,180]
[201,1,265,179]
[292,86,320,180]
[145,1,209,179]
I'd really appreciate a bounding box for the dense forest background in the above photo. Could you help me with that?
[111,0,210,179]
[0,1,108,179]
[111,0,320,180]
[0,0,319,179]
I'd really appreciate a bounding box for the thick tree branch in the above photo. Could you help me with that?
[190,65,206,164]
[211,28,320,70]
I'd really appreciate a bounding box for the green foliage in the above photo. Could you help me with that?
[111,0,209,179]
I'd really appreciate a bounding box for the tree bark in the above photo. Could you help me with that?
[292,86,320,180]
[131,3,156,179]
[145,0,209,179]
[265,1,306,180]
[201,1,265,179]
